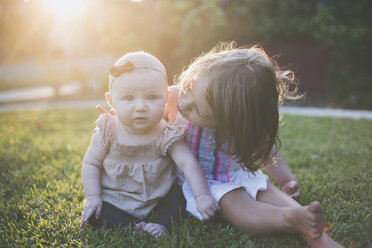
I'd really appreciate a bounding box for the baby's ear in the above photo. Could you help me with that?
[105,92,113,108]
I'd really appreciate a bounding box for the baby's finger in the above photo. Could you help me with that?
[109,109,116,116]
[201,212,210,220]
[207,209,216,217]
[80,211,87,228]
[95,203,102,219]
[80,217,85,228]
[282,184,294,195]
[84,208,94,222]
[290,190,300,199]
[286,183,294,191]
[215,202,221,211]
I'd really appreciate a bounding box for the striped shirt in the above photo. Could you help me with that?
[185,122,231,183]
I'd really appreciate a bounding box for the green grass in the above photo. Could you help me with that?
[0,109,371,247]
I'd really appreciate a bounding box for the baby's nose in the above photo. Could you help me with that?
[135,99,147,111]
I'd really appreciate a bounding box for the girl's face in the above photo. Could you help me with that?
[108,70,167,134]
[178,76,216,127]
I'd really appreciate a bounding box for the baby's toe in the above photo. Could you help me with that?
[143,223,153,232]
[135,221,147,234]
[144,223,159,233]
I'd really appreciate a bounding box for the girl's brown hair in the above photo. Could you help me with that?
[177,41,301,171]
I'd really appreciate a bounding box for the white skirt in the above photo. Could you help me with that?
[182,169,268,220]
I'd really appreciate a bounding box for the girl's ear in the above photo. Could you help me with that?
[105,92,113,108]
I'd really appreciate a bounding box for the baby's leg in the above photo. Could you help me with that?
[219,182,342,247]
[88,201,139,229]
[155,183,187,230]
[141,184,187,238]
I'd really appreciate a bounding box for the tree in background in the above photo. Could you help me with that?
[222,0,372,108]
[0,0,370,108]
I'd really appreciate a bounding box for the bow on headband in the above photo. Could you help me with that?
[108,60,167,90]
[110,60,167,79]
[110,61,135,77]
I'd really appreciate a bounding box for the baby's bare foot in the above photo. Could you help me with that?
[135,221,147,234]
[286,201,324,240]
[143,223,168,238]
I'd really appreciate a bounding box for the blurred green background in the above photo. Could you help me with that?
[0,0,371,109]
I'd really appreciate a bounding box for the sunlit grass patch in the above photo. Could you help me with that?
[0,109,371,247]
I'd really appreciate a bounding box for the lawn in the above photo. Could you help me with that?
[0,109,371,247]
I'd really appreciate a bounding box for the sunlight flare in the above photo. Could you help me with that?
[41,0,87,19]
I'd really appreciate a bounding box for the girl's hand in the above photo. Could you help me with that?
[80,196,102,228]
[282,180,300,199]
[96,105,116,116]
[195,194,220,220]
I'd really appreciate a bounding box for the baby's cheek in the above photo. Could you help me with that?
[153,104,166,116]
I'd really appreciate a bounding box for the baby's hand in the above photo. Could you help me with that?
[282,180,300,199]
[195,194,220,220]
[80,196,102,228]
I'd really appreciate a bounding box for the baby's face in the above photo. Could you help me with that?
[110,69,167,134]
[178,76,216,127]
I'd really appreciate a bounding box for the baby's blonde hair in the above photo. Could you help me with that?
[176,41,301,171]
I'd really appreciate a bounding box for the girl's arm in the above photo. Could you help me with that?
[168,140,220,220]
[163,85,180,124]
[96,105,116,116]
[263,152,300,198]
[80,129,107,227]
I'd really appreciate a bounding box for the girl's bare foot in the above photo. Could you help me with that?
[308,233,344,248]
[286,201,324,240]
[143,223,168,238]
[285,202,344,248]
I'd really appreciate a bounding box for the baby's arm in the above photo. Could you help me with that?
[168,140,220,220]
[80,129,107,227]
[263,151,300,198]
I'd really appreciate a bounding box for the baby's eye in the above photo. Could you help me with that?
[148,95,157,100]
[122,96,133,101]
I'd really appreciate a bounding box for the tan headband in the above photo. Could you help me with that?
[109,60,167,90]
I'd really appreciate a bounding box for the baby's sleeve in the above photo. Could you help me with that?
[95,114,114,151]
[158,124,187,157]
